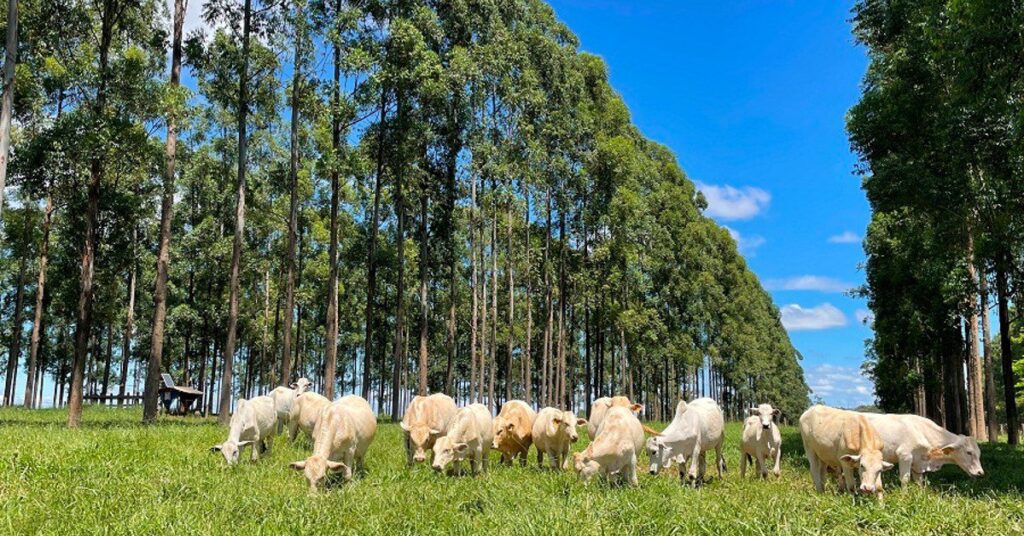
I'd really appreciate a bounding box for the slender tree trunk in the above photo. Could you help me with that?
[23,194,52,407]
[324,8,342,399]
[281,5,304,387]
[557,209,566,408]
[524,190,532,405]
[980,273,998,441]
[469,173,478,402]
[541,189,551,406]
[996,265,1018,444]
[5,216,27,406]
[417,191,429,395]
[0,0,18,218]
[143,0,184,423]
[965,231,985,439]
[101,324,114,401]
[118,252,136,406]
[443,131,458,395]
[390,92,407,421]
[488,187,497,411]
[505,189,514,401]
[479,185,488,404]
[220,0,253,424]
[362,86,386,400]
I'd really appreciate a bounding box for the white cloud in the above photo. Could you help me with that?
[855,308,874,325]
[763,275,853,294]
[805,363,875,408]
[697,182,771,221]
[724,226,766,256]
[828,231,861,244]
[780,303,847,331]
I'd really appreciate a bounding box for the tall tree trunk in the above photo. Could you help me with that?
[143,0,184,423]
[443,130,458,395]
[557,209,566,408]
[0,0,18,218]
[281,5,304,387]
[996,265,1018,444]
[390,92,407,421]
[541,189,552,406]
[4,221,27,406]
[324,7,342,399]
[119,249,136,406]
[362,86,386,401]
[101,324,113,399]
[23,194,52,408]
[220,0,253,424]
[980,273,998,442]
[417,191,429,395]
[524,190,532,405]
[469,172,478,402]
[505,189,514,401]
[965,231,985,439]
[479,184,488,404]
[488,187,497,411]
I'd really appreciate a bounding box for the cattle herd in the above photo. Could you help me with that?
[209,380,985,496]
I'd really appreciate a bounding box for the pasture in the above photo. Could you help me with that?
[1,406,1022,534]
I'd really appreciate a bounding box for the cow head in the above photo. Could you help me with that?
[646,436,672,475]
[209,440,253,466]
[290,455,348,493]
[925,436,983,478]
[748,404,780,430]
[401,422,441,463]
[491,418,517,451]
[840,450,894,494]
[290,377,312,393]
[431,436,469,472]
[573,452,600,482]
[551,411,586,442]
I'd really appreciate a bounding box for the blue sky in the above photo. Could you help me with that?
[546,0,875,407]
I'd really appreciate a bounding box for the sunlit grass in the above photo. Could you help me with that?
[1,406,1022,534]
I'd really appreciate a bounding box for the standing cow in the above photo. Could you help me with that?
[269,377,313,434]
[587,396,643,440]
[860,412,983,486]
[573,406,644,486]
[289,395,377,492]
[492,400,537,466]
[431,403,494,476]
[800,405,894,495]
[401,393,458,466]
[533,407,586,470]
[741,404,782,478]
[210,396,278,465]
[646,398,726,485]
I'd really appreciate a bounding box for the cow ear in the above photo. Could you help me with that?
[290,461,306,471]
[429,428,442,435]
[453,443,469,453]
[881,461,895,471]
[552,417,563,425]
[237,440,253,448]
[839,454,860,464]
[575,418,587,427]
[940,445,957,455]
[399,422,410,432]
[506,423,515,431]
[289,382,298,389]
[326,460,349,473]
[209,445,222,453]
[772,409,781,417]
[631,403,644,413]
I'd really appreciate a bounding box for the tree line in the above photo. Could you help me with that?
[849,0,1024,443]
[0,0,810,427]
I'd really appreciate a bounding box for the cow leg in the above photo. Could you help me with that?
[912,471,926,486]
[561,447,572,470]
[288,420,299,443]
[840,465,856,494]
[537,448,544,468]
[483,447,490,474]
[549,449,559,470]
[807,452,824,492]
[627,452,639,487]
[405,434,414,466]
[740,451,748,477]
[687,446,701,483]
[699,452,707,483]
[250,441,261,462]
[518,449,528,468]
[772,446,782,477]
[897,452,914,487]
[756,453,766,478]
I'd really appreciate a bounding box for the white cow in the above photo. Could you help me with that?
[587,396,643,440]
[646,398,726,484]
[741,404,782,478]
[533,407,587,470]
[269,377,313,434]
[210,395,278,465]
[860,412,983,485]
[573,406,644,486]
[289,395,377,492]
[800,405,894,495]
[401,393,459,465]
[431,403,493,476]
[287,391,330,442]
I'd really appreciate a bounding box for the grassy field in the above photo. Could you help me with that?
[1,406,1023,534]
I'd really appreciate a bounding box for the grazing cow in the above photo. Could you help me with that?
[533,407,586,470]
[587,396,643,440]
[210,396,277,465]
[492,400,537,466]
[401,393,458,465]
[646,398,726,485]
[289,395,377,492]
[741,404,782,478]
[431,403,493,476]
[800,405,894,495]
[287,391,330,442]
[860,412,983,485]
[269,377,313,434]
[573,406,644,486]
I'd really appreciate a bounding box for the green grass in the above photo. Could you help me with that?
[1,406,1023,534]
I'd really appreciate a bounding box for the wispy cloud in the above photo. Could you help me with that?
[780,303,847,331]
[855,308,874,326]
[805,363,874,408]
[827,231,861,244]
[763,275,853,294]
[697,182,771,221]
[725,226,766,256]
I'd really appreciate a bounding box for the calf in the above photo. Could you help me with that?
[800,405,894,495]
[647,398,726,485]
[860,412,983,486]
[210,395,277,465]
[740,404,782,478]
[533,407,586,470]
[492,400,537,466]
[573,406,644,486]
[287,391,330,442]
[431,403,493,476]
[289,395,377,492]
[587,396,643,440]
[269,377,313,434]
[401,393,458,465]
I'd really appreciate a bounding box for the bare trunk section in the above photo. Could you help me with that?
[524,190,532,405]
[996,265,1018,444]
[390,91,407,421]
[362,87,386,401]
[0,0,18,218]
[24,193,52,408]
[118,249,136,405]
[505,188,514,402]
[469,173,478,402]
[980,273,997,442]
[965,231,985,439]
[281,5,304,387]
[220,0,253,424]
[417,192,429,395]
[4,221,27,405]
[541,189,552,406]
[324,6,342,399]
